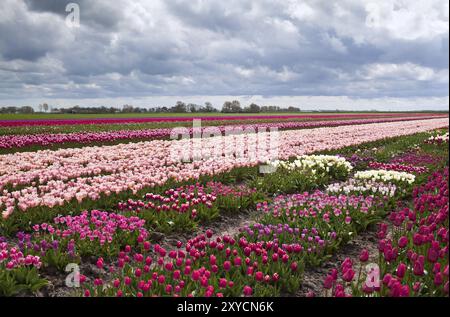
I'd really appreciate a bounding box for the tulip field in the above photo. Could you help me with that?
[0,113,449,298]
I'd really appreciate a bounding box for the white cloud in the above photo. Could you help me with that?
[364,1,449,41]
[287,1,316,21]
[363,63,438,81]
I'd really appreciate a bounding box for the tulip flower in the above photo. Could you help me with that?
[290,262,298,272]
[413,260,425,276]
[359,249,369,262]
[243,286,253,297]
[324,275,334,290]
[223,261,231,272]
[396,263,407,279]
[398,236,408,248]
[342,269,355,282]
[434,273,443,286]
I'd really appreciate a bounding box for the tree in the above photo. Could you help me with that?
[287,106,301,112]
[122,104,134,113]
[188,103,200,113]
[265,105,280,112]
[42,103,49,112]
[231,100,242,113]
[202,102,217,113]
[222,101,233,113]
[20,106,35,114]
[172,101,187,113]
[247,103,261,113]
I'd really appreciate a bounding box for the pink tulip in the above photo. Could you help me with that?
[359,249,369,262]
[290,262,298,272]
[223,261,231,271]
[398,236,408,248]
[243,286,253,296]
[434,273,443,286]
[324,275,334,289]
[396,263,407,279]
[342,269,355,282]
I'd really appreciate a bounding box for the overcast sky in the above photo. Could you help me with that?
[0,0,448,110]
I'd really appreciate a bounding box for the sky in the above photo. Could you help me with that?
[0,0,448,111]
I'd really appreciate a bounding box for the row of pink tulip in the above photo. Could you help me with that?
[0,241,42,270]
[0,118,448,219]
[1,118,447,193]
[368,162,429,174]
[0,116,444,150]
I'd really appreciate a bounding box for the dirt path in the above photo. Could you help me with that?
[296,225,381,297]
[161,208,384,298]
[37,208,387,298]
[162,208,383,298]
[162,210,261,249]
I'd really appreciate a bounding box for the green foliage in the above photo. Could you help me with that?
[0,267,48,296]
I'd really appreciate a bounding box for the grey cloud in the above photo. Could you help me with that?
[0,1,67,61]
[0,0,448,107]
[23,0,68,15]
[25,0,124,30]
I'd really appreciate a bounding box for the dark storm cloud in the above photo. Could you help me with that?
[0,0,448,109]
[25,0,124,30]
[24,0,68,14]
[0,1,66,61]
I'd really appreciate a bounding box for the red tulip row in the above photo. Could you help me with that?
[322,168,449,297]
[368,162,428,174]
[80,186,388,297]
[1,113,443,127]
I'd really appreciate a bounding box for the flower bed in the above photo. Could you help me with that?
[257,191,384,245]
[0,117,444,151]
[321,168,449,297]
[326,179,399,199]
[18,210,148,271]
[81,188,389,297]
[354,170,416,186]
[425,132,449,145]
[0,126,446,298]
[255,155,353,195]
[390,152,444,166]
[117,182,260,232]
[1,113,444,128]
[368,162,428,174]
[0,240,47,296]
[1,119,446,224]
[270,155,353,179]
[81,232,305,297]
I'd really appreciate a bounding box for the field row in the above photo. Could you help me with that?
[0,128,448,297]
[1,116,446,153]
[0,119,447,228]
[1,112,442,127]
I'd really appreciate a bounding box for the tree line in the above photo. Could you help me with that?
[0,101,302,114]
